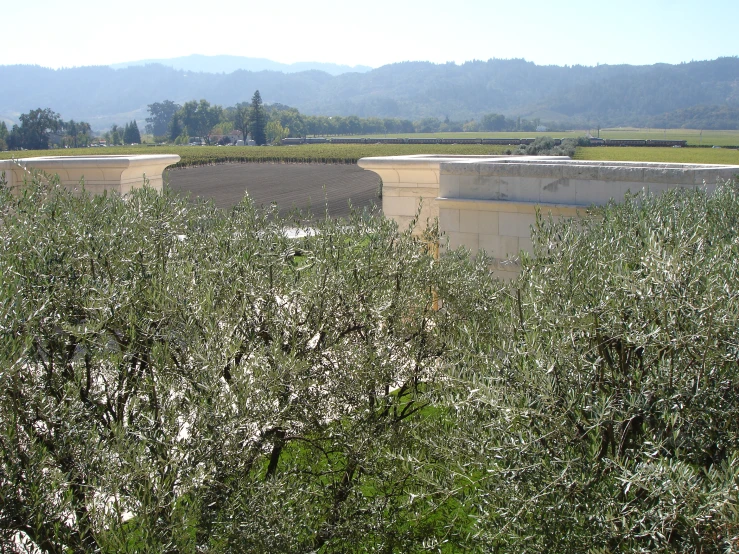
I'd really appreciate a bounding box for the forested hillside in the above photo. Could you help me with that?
[2,57,738,130]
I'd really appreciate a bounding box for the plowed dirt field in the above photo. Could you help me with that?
[167,163,381,218]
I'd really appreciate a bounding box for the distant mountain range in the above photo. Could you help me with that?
[2,57,738,131]
[109,54,373,76]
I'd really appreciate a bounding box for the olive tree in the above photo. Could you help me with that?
[434,184,739,552]
[0,172,466,553]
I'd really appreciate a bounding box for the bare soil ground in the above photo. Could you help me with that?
[167,163,381,218]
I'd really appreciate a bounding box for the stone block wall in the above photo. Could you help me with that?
[0,155,181,195]
[359,155,739,279]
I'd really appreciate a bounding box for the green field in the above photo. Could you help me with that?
[575,146,739,164]
[363,128,739,146]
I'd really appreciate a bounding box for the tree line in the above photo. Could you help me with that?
[2,108,93,150]
[146,93,560,146]
[146,91,268,146]
[0,108,145,151]
[2,100,562,152]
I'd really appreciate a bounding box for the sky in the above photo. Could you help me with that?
[2,0,737,70]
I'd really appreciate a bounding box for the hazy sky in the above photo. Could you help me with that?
[3,0,736,69]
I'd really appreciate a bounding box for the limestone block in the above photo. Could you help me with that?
[561,164,601,181]
[395,169,440,185]
[459,209,480,234]
[643,166,697,185]
[499,176,541,203]
[457,174,502,200]
[573,179,609,206]
[478,234,520,259]
[519,236,534,255]
[445,231,479,253]
[541,177,576,204]
[439,175,460,198]
[478,211,499,235]
[369,168,401,184]
[382,196,418,217]
[598,165,645,184]
[439,208,460,232]
[499,212,537,238]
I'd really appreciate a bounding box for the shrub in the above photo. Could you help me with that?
[2,171,737,553]
[437,183,739,552]
[0,172,468,552]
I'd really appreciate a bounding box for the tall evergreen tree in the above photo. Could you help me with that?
[123,120,141,144]
[130,120,141,144]
[169,114,183,142]
[249,90,267,146]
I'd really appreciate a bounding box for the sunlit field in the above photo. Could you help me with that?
[575,146,739,164]
[361,128,739,146]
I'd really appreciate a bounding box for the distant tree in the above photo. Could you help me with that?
[0,122,8,151]
[265,119,289,144]
[7,125,21,150]
[108,124,122,146]
[178,100,222,144]
[462,120,479,132]
[414,117,441,133]
[345,115,362,135]
[480,113,506,132]
[145,100,180,136]
[10,108,62,149]
[123,120,141,144]
[268,106,306,137]
[232,103,250,144]
[398,119,415,134]
[169,114,183,142]
[249,90,267,146]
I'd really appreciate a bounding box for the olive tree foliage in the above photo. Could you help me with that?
[2,170,739,553]
[0,172,469,553]
[433,183,739,552]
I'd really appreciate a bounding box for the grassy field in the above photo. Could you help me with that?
[597,127,739,146]
[575,146,739,164]
[363,128,739,146]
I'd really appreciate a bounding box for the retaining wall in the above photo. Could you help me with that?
[358,155,739,279]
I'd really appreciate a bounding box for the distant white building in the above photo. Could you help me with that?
[536,125,548,132]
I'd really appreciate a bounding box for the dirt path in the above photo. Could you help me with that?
[167,163,381,218]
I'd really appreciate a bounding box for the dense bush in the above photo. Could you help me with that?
[1,172,737,553]
[436,184,739,552]
[517,135,591,157]
[0,173,464,552]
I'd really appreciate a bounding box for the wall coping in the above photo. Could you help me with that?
[0,154,181,193]
[0,154,180,171]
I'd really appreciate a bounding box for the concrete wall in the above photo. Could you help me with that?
[359,155,739,279]
[0,155,181,194]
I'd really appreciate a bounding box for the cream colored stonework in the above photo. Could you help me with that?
[0,155,181,194]
[358,155,739,279]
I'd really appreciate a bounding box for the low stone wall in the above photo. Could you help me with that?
[359,155,739,279]
[0,154,181,194]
